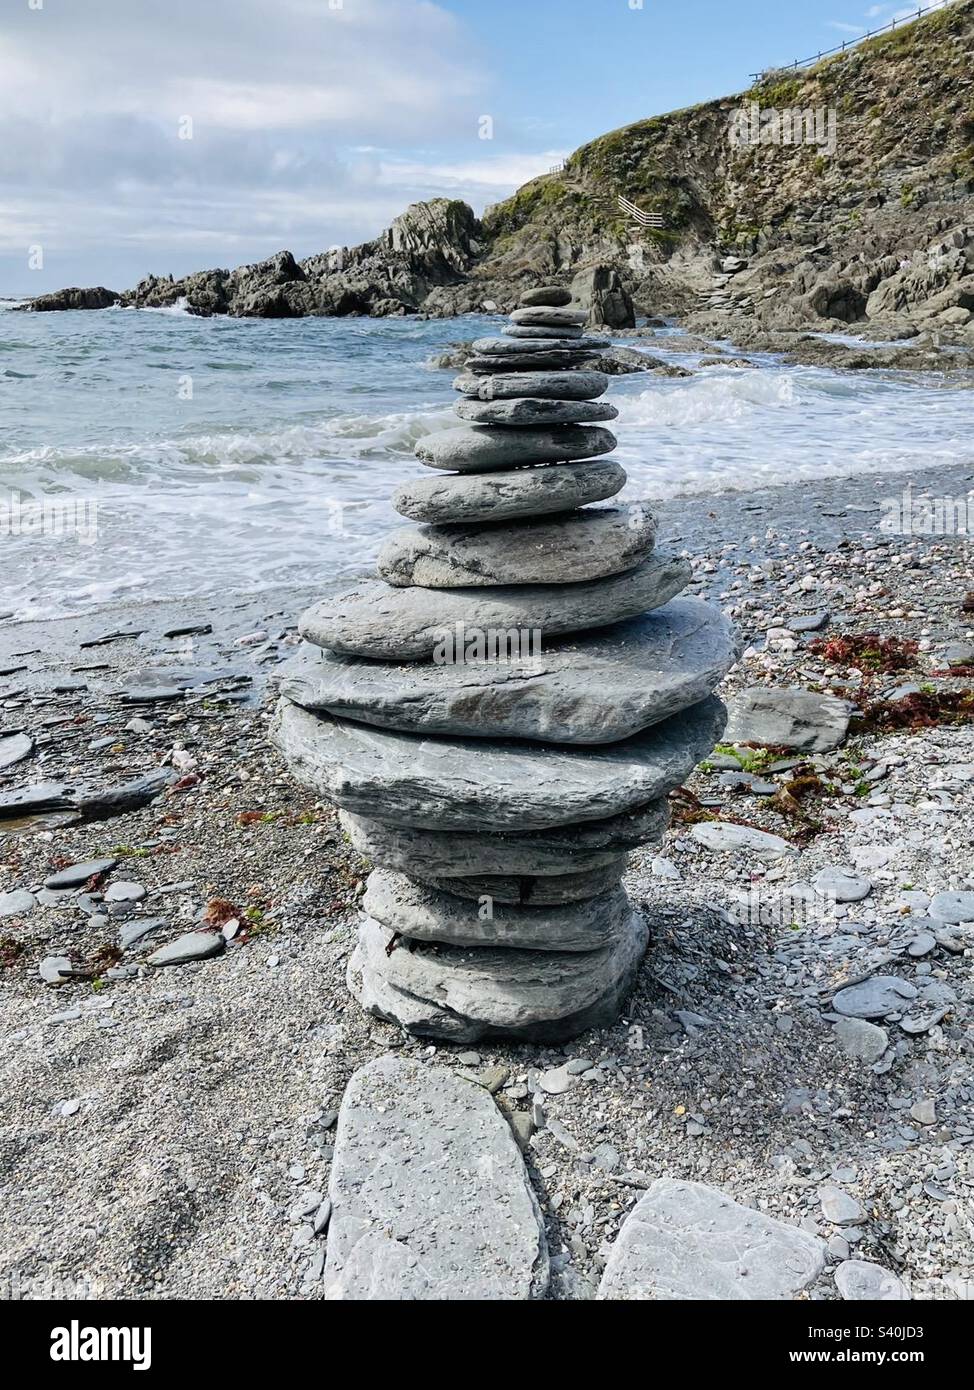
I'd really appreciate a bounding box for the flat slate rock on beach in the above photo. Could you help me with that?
[377,506,654,589]
[299,553,691,659]
[392,457,625,524]
[598,1179,825,1300]
[415,424,617,473]
[363,869,632,950]
[0,732,34,770]
[455,397,618,428]
[453,370,609,401]
[834,1260,910,1301]
[0,782,74,816]
[350,910,648,1042]
[147,931,225,967]
[324,1056,548,1300]
[339,801,669,878]
[725,686,852,752]
[272,694,726,832]
[281,599,737,744]
[44,857,119,890]
[832,975,918,1018]
[0,889,37,917]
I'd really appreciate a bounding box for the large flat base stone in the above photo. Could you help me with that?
[349,910,648,1043]
[324,1056,548,1299]
[598,1179,826,1300]
[299,553,692,659]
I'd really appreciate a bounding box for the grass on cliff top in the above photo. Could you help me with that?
[480,178,573,240]
[807,0,969,77]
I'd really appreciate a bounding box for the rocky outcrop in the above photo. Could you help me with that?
[22,3,974,337]
[22,286,119,311]
[571,264,636,328]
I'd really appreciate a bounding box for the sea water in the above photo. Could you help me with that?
[2,302,971,619]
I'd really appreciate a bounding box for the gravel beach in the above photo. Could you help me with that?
[2,463,973,1301]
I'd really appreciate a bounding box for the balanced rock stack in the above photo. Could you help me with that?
[272,285,737,1043]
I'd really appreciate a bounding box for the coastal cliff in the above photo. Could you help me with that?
[23,0,974,338]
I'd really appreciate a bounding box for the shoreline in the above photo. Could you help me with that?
[3,457,974,654]
[1,458,973,1299]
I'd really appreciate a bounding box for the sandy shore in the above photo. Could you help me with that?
[1,463,973,1300]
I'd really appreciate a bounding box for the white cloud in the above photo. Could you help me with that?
[2,0,561,290]
[376,152,571,198]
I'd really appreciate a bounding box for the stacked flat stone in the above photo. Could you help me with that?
[272,285,737,1043]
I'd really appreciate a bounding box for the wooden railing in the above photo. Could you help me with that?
[749,1,955,80]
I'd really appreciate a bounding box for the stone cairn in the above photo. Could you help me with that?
[273,286,737,1043]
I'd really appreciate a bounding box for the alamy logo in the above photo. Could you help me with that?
[0,492,99,546]
[880,484,974,536]
[50,1320,151,1371]
[432,621,542,665]
[728,102,837,156]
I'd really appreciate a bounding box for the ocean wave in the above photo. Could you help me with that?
[138,297,194,317]
[618,370,801,428]
[0,404,454,478]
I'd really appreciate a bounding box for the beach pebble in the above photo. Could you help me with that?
[147,931,225,967]
[689,822,795,860]
[834,1017,888,1063]
[538,1064,576,1096]
[812,866,872,902]
[0,889,37,918]
[104,881,147,903]
[835,1260,909,1301]
[0,732,34,770]
[929,891,974,923]
[818,1185,863,1225]
[44,858,119,890]
[832,976,917,1019]
[39,956,75,985]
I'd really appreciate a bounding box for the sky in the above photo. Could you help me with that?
[0,0,950,295]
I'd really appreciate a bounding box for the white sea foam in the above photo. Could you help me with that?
[3,307,971,619]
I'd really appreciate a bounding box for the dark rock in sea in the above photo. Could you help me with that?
[19,286,119,312]
[571,264,636,328]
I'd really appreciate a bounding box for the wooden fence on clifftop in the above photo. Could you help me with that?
[749,0,959,81]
